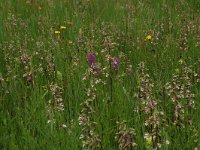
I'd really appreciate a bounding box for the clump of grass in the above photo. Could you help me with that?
[0,0,200,149]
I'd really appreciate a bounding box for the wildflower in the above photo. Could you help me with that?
[144,133,152,145]
[60,25,66,29]
[54,30,60,34]
[145,35,152,41]
[115,121,137,149]
[87,53,96,66]
[111,57,120,70]
[146,137,152,145]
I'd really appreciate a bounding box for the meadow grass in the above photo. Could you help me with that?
[0,0,200,149]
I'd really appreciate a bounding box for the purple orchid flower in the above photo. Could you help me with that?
[87,52,96,66]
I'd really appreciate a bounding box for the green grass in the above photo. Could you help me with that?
[0,0,200,149]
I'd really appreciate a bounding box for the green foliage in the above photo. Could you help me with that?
[0,0,200,149]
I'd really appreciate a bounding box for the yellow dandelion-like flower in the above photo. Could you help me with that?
[145,35,152,41]
[54,30,61,34]
[178,59,184,65]
[60,25,66,29]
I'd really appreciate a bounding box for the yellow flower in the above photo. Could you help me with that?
[60,25,66,29]
[145,35,152,41]
[146,137,152,145]
[54,30,61,34]
[178,59,184,65]
[144,133,152,145]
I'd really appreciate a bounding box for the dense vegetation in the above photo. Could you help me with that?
[0,0,200,149]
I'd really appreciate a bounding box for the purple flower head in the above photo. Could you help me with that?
[111,57,120,70]
[87,52,96,66]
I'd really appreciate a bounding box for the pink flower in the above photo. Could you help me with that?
[111,57,120,70]
[87,53,96,66]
